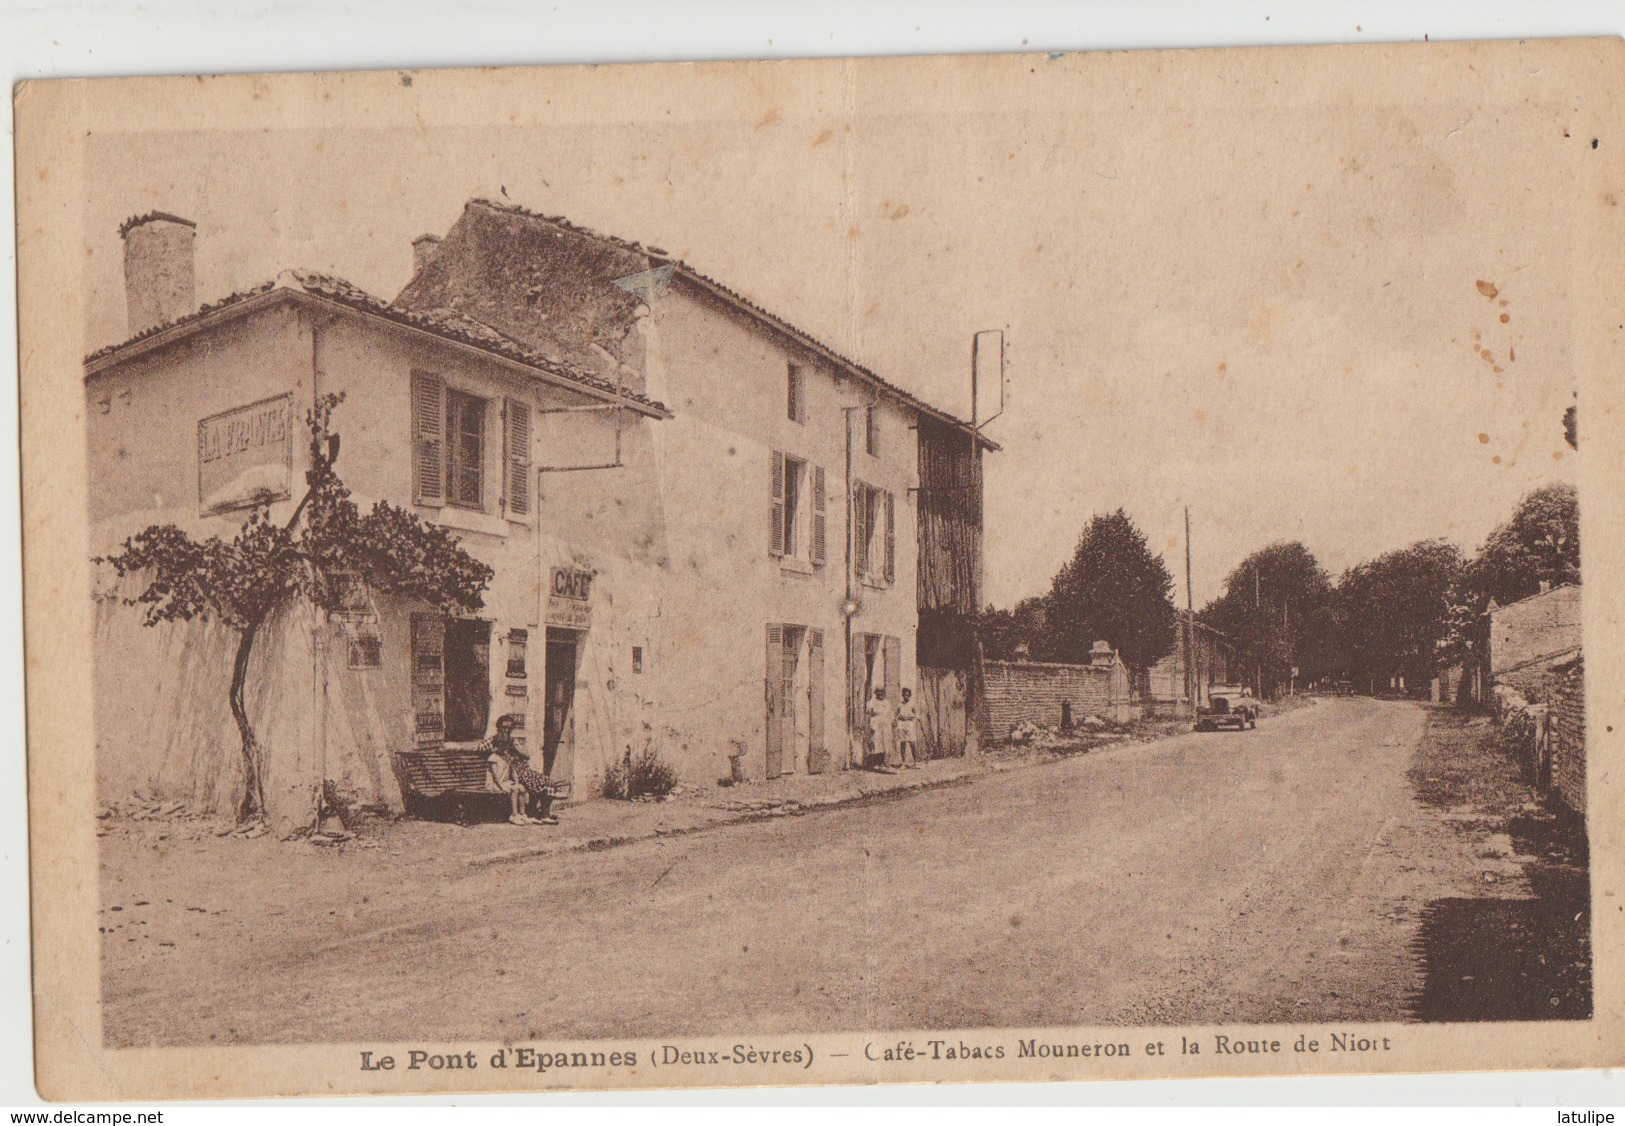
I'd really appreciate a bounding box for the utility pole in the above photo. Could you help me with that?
[1184,507,1195,715]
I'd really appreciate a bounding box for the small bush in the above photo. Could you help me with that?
[598,762,628,800]
[598,747,679,801]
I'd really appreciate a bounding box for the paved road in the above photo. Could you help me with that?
[108,697,1460,1045]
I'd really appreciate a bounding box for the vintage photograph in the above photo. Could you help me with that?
[16,38,1623,1098]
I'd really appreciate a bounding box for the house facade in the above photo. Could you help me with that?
[88,201,990,828]
[1141,614,1234,715]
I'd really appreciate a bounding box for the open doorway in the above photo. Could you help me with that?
[443,618,491,743]
[543,628,580,778]
[766,625,824,779]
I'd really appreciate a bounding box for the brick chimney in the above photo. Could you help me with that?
[120,211,197,336]
[1090,640,1116,667]
[412,234,442,275]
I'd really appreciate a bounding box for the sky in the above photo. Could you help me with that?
[79,47,1583,608]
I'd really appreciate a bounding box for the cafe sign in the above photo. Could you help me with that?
[198,393,293,515]
[546,567,594,629]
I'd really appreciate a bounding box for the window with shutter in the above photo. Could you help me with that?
[446,389,486,509]
[883,489,896,584]
[504,397,531,518]
[782,457,803,557]
[770,451,786,557]
[853,480,869,577]
[411,372,446,505]
[810,464,826,566]
[866,405,880,456]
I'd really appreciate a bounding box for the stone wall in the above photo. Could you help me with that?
[1548,657,1586,817]
[984,658,1134,736]
[1491,653,1585,819]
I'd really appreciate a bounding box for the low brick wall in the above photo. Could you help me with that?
[984,659,1134,736]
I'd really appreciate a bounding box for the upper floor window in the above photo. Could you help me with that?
[770,450,826,567]
[865,404,880,457]
[853,480,895,585]
[446,388,486,509]
[412,369,530,518]
[787,363,805,424]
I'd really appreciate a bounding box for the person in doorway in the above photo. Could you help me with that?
[896,687,920,769]
[865,686,891,771]
[481,715,559,826]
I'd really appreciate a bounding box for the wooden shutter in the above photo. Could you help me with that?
[883,489,896,584]
[811,465,827,566]
[504,398,531,517]
[765,625,784,779]
[412,372,446,505]
[769,451,786,557]
[807,628,826,772]
[853,482,869,577]
[410,613,445,748]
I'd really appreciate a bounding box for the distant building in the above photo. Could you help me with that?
[1141,614,1234,715]
[1487,583,1581,687]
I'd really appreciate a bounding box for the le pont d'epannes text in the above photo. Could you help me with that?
[357,1043,812,1076]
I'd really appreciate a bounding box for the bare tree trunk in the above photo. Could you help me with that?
[230,610,268,822]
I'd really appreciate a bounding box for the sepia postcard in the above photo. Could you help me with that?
[15,38,1625,1100]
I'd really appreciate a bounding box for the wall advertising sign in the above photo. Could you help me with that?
[546,567,594,629]
[198,393,294,515]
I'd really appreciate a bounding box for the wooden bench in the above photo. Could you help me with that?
[394,748,571,824]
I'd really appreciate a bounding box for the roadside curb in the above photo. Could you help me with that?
[466,699,1321,869]
[466,759,1020,869]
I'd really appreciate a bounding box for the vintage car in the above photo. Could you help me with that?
[1195,685,1258,731]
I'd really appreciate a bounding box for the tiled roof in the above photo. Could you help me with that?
[464,197,997,449]
[85,278,278,362]
[85,269,667,414]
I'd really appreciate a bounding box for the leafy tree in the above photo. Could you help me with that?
[1202,541,1337,696]
[1336,539,1464,693]
[1037,509,1177,671]
[1468,482,1579,608]
[100,394,493,822]
[980,595,1047,661]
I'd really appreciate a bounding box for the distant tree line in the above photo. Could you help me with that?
[981,481,1578,699]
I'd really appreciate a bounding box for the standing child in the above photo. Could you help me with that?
[896,687,920,768]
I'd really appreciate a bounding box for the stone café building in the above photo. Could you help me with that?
[88,201,994,829]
